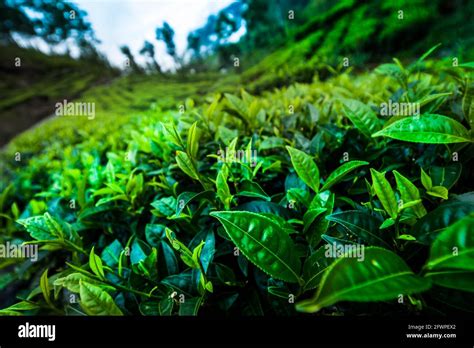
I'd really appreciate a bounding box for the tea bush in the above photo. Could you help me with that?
[0,54,473,316]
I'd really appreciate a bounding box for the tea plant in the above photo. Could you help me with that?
[0,52,473,316]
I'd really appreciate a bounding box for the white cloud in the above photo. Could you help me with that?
[74,0,237,69]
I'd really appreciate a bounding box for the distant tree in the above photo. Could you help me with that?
[0,0,97,45]
[120,45,141,73]
[214,11,238,45]
[139,40,161,73]
[156,22,178,64]
[187,32,201,59]
[185,2,244,68]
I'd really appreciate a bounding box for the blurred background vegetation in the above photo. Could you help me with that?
[0,0,473,145]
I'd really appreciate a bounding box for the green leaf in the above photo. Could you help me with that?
[160,241,179,276]
[89,247,105,279]
[426,214,474,271]
[412,193,474,244]
[225,93,248,118]
[303,208,327,234]
[425,270,474,293]
[420,167,432,190]
[191,241,205,269]
[175,191,214,216]
[427,186,449,200]
[393,170,427,218]
[286,146,320,192]
[210,211,302,284]
[216,170,232,210]
[415,93,452,108]
[151,196,176,216]
[236,180,270,201]
[398,200,422,211]
[321,161,369,192]
[302,247,335,292]
[101,240,123,267]
[370,169,398,219]
[40,269,52,307]
[161,122,184,148]
[307,192,335,247]
[380,218,395,229]
[417,43,441,64]
[162,270,198,297]
[398,234,416,241]
[429,164,462,190]
[176,151,200,181]
[54,273,115,293]
[136,247,158,279]
[17,213,60,241]
[342,99,381,138]
[0,301,39,312]
[459,62,474,69]
[375,63,405,82]
[186,121,200,159]
[236,201,293,219]
[178,297,204,316]
[130,238,151,265]
[296,247,431,313]
[372,114,472,144]
[165,228,197,269]
[79,281,123,316]
[145,224,166,247]
[326,210,389,248]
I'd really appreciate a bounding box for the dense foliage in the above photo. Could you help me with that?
[1,50,473,316]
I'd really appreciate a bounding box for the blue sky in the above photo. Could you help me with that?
[74,0,238,69]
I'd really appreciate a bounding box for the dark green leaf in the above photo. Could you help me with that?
[296,247,431,313]
[210,211,302,284]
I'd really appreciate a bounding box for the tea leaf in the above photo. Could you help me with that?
[393,170,427,218]
[425,270,474,293]
[40,269,53,307]
[420,167,432,190]
[17,213,60,241]
[79,281,123,316]
[175,190,214,216]
[429,164,462,190]
[286,146,320,192]
[417,43,441,64]
[296,247,431,313]
[89,247,105,280]
[412,193,474,244]
[425,214,474,271]
[161,122,184,148]
[427,186,449,200]
[370,169,398,219]
[210,211,302,284]
[176,151,200,181]
[372,114,472,143]
[326,210,389,248]
[302,247,335,291]
[216,170,232,210]
[307,193,335,247]
[179,296,204,316]
[321,160,369,191]
[342,99,381,138]
[186,121,200,159]
[236,180,270,201]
